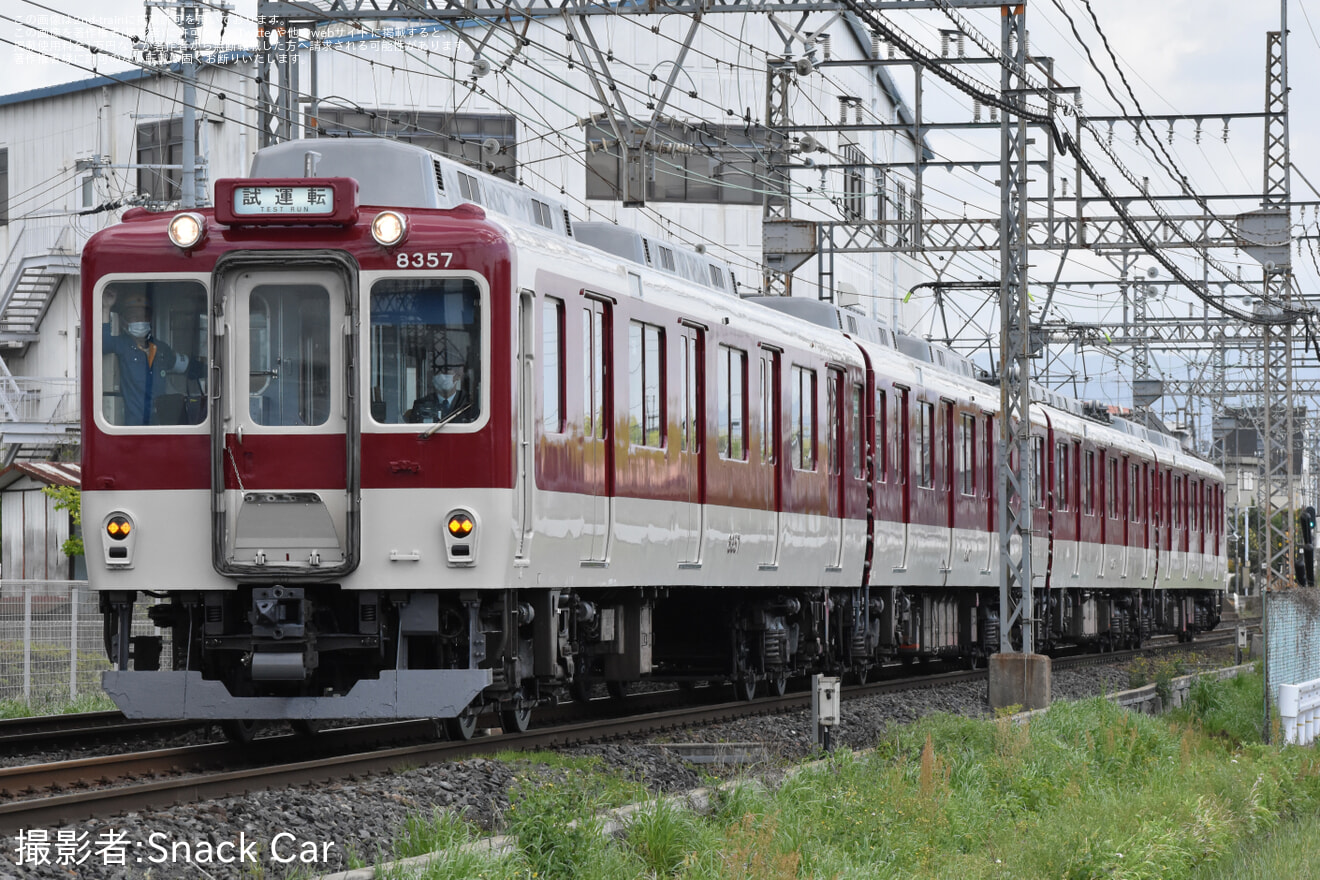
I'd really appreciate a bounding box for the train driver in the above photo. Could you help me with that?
[406,363,474,424]
[102,288,207,426]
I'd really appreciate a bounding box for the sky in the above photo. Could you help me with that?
[2,0,1317,440]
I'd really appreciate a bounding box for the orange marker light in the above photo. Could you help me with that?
[106,515,133,540]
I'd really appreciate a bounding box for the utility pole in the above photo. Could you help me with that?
[143,0,232,207]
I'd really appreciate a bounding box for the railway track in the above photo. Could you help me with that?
[0,629,1243,834]
[0,711,200,751]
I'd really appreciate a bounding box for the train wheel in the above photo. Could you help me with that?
[735,675,757,702]
[221,719,259,745]
[445,710,479,741]
[606,680,629,701]
[291,720,323,737]
[766,672,788,698]
[500,702,533,734]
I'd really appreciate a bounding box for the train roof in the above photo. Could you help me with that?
[573,223,738,297]
[742,296,896,348]
[249,138,576,238]
[249,138,739,297]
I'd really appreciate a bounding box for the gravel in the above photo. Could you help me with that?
[0,647,1241,880]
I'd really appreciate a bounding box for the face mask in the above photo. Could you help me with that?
[127,322,151,339]
[433,373,456,395]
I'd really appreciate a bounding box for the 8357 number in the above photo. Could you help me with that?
[396,252,454,269]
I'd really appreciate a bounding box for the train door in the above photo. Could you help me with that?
[1038,416,1055,594]
[515,291,535,560]
[211,257,358,574]
[680,323,706,566]
[827,367,847,571]
[896,386,912,571]
[1122,456,1133,579]
[582,296,613,564]
[940,400,955,577]
[1072,439,1083,578]
[1096,450,1107,577]
[982,414,995,574]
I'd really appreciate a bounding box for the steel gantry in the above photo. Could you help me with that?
[1260,26,1297,588]
[996,3,1034,656]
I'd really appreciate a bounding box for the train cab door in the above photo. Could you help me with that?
[210,256,359,576]
[679,323,706,566]
[582,295,614,565]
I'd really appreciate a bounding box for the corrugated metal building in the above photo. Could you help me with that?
[0,461,82,580]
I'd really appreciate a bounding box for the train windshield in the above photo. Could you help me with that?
[368,277,483,426]
[99,280,208,427]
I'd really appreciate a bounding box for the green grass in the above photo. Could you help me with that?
[0,690,117,718]
[383,667,1320,880]
[1191,810,1320,879]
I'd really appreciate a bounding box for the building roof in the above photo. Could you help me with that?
[0,462,80,490]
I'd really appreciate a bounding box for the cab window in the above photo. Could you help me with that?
[99,280,208,427]
[369,278,483,425]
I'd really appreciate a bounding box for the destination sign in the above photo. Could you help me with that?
[232,185,335,216]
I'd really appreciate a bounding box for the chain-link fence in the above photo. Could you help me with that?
[0,580,167,707]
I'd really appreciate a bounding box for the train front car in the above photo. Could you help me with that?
[82,140,525,739]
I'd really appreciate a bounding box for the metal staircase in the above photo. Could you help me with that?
[0,224,82,465]
[0,253,79,353]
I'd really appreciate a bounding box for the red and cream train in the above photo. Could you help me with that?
[81,138,1224,738]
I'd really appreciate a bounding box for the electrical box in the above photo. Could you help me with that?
[812,674,841,727]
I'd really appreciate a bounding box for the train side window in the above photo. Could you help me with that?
[1055,442,1069,511]
[718,345,747,460]
[876,389,888,482]
[370,278,482,425]
[759,353,776,463]
[628,321,665,448]
[960,412,975,496]
[917,401,934,488]
[826,371,841,475]
[851,384,865,478]
[99,280,208,427]
[681,333,701,453]
[1128,461,1140,523]
[1032,436,1045,505]
[542,298,564,433]
[790,365,816,470]
[1107,457,1119,519]
[583,306,607,440]
[1083,449,1095,515]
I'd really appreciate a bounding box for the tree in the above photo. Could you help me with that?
[41,485,83,558]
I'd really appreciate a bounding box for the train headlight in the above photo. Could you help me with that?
[168,212,207,250]
[371,210,407,247]
[102,512,138,568]
[443,509,478,566]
